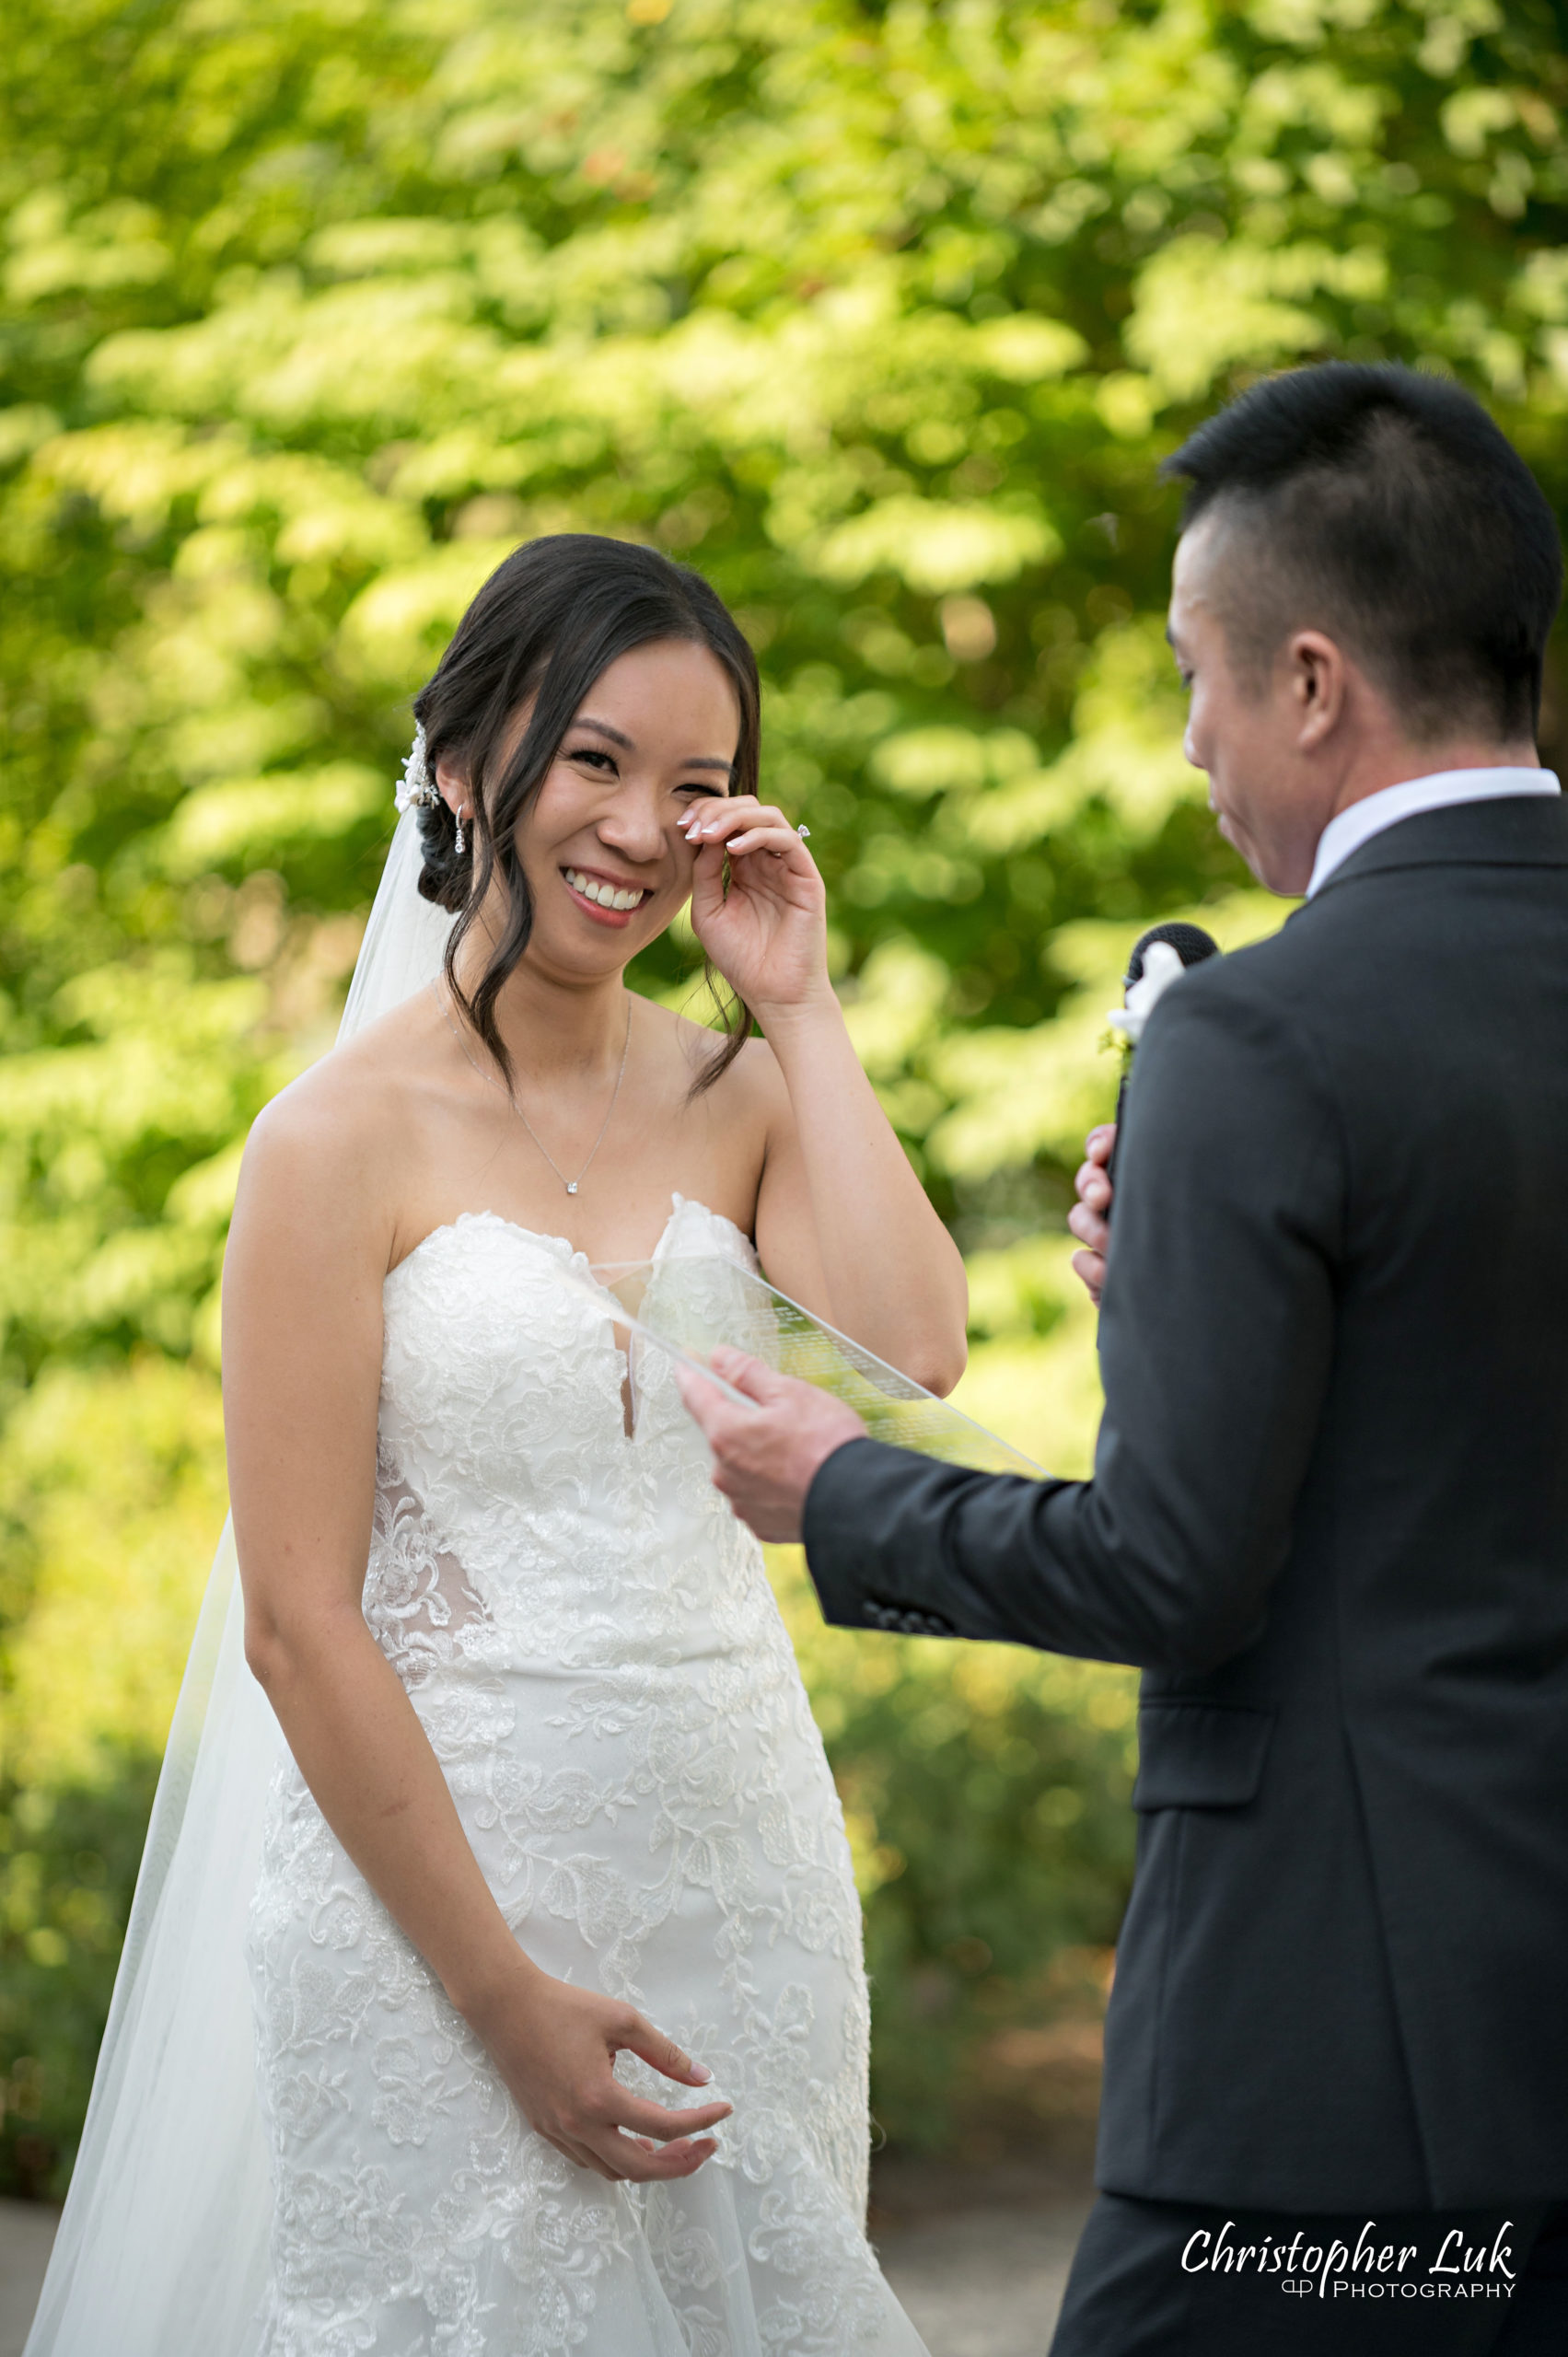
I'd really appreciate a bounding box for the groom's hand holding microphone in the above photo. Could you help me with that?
[1069,1124,1117,1306]
[1069,922,1221,1306]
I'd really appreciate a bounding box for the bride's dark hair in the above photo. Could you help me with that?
[412,533,761,1092]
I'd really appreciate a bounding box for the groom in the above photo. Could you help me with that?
[679,364,1568,2352]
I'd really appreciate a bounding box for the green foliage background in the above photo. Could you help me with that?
[4,0,1568,2193]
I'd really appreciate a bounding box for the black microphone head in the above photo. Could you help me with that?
[1124,921,1221,990]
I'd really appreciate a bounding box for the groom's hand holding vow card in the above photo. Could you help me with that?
[558,1255,1040,1542]
[675,1349,865,1542]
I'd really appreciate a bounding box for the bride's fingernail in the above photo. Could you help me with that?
[690,2062,714,2084]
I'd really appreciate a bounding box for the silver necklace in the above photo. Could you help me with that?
[437,984,633,1196]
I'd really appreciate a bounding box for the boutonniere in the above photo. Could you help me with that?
[1101,937,1188,1063]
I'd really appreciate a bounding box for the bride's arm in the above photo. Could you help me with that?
[687,799,969,1394]
[223,1069,731,2183]
[749,1006,969,1395]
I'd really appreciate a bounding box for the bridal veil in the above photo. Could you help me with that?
[24,808,454,2357]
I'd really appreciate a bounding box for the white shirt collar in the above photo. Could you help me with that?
[1307,767,1561,898]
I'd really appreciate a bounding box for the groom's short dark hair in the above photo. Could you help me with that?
[1167,364,1562,740]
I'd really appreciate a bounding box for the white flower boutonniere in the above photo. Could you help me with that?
[1104,937,1189,1055]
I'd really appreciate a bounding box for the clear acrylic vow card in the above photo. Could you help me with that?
[558,1253,1045,1479]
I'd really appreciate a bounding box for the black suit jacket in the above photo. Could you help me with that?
[805,796,1568,2212]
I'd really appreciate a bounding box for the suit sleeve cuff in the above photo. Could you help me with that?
[801,1436,960,1639]
[802,1436,877,1626]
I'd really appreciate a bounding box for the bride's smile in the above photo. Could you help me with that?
[559,865,652,921]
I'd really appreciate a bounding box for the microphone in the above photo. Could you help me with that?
[1103,922,1221,1213]
[1122,920,1222,993]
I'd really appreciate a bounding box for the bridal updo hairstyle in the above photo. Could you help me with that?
[1167,363,1562,742]
[412,533,761,1091]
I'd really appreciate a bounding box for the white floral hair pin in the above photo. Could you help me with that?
[395,724,439,813]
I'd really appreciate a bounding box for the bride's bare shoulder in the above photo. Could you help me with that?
[238,994,440,1226]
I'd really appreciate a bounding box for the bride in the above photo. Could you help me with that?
[29,534,966,2357]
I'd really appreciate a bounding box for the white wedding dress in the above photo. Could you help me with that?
[246,1192,929,2357]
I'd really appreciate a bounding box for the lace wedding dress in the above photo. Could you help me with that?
[246,1192,929,2357]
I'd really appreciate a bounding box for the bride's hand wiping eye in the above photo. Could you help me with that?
[681,795,830,1022]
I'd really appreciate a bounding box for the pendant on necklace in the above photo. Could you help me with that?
[566,1181,579,1195]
